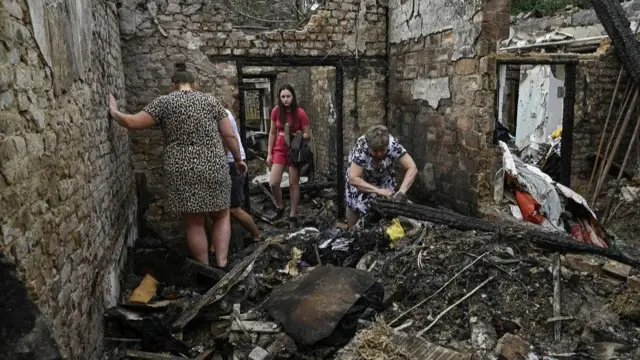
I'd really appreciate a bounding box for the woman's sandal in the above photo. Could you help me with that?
[289,216,298,228]
[269,207,285,221]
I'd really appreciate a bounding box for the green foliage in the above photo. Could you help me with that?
[511,0,592,15]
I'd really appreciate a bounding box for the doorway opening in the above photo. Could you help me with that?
[235,58,346,219]
[494,57,578,187]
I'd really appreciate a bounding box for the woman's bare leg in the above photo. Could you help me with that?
[288,165,300,218]
[230,207,261,240]
[210,208,231,267]
[185,213,208,264]
[270,164,286,212]
[346,208,359,229]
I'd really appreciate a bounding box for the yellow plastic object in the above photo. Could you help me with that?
[385,218,405,248]
[128,274,159,304]
[283,247,303,276]
[551,127,562,139]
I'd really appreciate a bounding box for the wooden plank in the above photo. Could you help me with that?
[231,320,281,333]
[553,253,562,342]
[219,311,259,321]
[194,350,214,360]
[125,350,184,360]
[172,238,275,330]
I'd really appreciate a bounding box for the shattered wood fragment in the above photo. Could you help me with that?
[553,253,562,342]
[393,320,414,332]
[172,239,274,330]
[546,316,576,323]
[219,311,258,321]
[259,183,278,208]
[231,321,281,333]
[124,350,185,360]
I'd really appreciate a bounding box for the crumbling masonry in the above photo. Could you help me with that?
[3,0,626,358]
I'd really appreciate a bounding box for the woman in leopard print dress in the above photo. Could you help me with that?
[107,63,247,268]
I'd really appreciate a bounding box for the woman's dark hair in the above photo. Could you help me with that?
[277,84,298,127]
[171,62,195,85]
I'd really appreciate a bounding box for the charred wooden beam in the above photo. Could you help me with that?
[210,55,388,67]
[249,181,336,196]
[372,199,640,268]
[590,0,640,85]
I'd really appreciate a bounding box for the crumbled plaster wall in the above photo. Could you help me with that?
[390,0,483,60]
[387,0,510,214]
[510,0,640,40]
[1,0,136,358]
[120,0,387,240]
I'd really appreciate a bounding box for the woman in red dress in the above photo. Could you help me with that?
[266,84,310,227]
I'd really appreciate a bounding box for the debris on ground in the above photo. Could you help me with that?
[102,158,640,360]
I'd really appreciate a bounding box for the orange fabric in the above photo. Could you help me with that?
[515,190,545,225]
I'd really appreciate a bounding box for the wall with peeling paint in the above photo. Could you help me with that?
[387,0,510,214]
[515,65,565,149]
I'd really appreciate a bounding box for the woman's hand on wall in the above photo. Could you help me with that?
[107,94,118,117]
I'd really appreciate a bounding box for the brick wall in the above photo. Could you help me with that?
[573,52,635,189]
[387,0,509,215]
[120,0,388,238]
[0,0,136,358]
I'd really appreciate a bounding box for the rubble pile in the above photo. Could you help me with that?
[102,195,640,359]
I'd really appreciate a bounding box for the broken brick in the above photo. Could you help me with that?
[563,254,605,276]
[493,333,531,360]
[603,260,632,279]
[628,276,640,291]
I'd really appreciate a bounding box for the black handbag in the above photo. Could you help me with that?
[288,131,313,167]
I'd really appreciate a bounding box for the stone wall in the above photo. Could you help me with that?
[387,0,510,215]
[573,52,635,187]
[0,0,136,358]
[120,0,388,239]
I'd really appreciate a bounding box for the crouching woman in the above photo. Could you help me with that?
[345,125,418,228]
